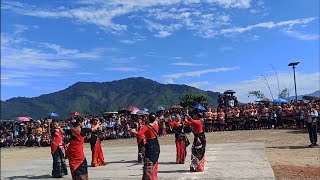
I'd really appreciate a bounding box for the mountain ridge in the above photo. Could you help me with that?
[1,77,221,119]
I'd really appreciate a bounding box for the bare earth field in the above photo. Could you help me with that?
[1,129,320,179]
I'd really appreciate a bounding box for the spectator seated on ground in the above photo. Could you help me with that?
[40,134,51,147]
[0,137,5,148]
[109,128,117,139]
[3,136,14,147]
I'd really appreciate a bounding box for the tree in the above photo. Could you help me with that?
[248,90,265,99]
[278,88,289,99]
[179,94,207,108]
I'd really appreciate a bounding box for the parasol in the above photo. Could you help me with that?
[157,106,165,111]
[70,112,82,117]
[170,105,183,109]
[16,117,31,122]
[127,106,140,112]
[223,90,236,95]
[273,98,288,104]
[194,104,206,111]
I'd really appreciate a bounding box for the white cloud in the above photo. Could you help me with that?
[164,67,240,80]
[211,72,320,103]
[2,0,251,37]
[186,81,209,88]
[283,30,320,41]
[3,1,316,39]
[220,17,317,35]
[107,67,145,72]
[170,62,204,66]
[120,39,136,44]
[206,0,251,8]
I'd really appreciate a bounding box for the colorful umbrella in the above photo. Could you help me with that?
[47,112,59,118]
[143,108,149,112]
[223,90,236,95]
[130,110,139,115]
[70,112,82,117]
[170,105,183,109]
[16,117,31,122]
[273,98,288,104]
[194,104,206,111]
[137,110,149,115]
[127,106,140,112]
[157,106,165,111]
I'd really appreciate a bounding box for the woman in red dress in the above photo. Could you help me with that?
[136,118,146,163]
[185,111,206,172]
[50,121,68,178]
[169,114,189,164]
[66,117,100,180]
[129,113,160,180]
[90,118,106,167]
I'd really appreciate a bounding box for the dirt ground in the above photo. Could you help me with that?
[1,129,320,179]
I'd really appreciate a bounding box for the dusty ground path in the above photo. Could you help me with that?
[1,129,320,179]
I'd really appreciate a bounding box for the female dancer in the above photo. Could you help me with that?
[169,114,189,164]
[136,118,146,163]
[90,118,106,167]
[129,113,160,180]
[50,121,68,178]
[66,117,100,180]
[185,111,206,172]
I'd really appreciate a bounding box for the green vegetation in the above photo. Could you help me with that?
[1,77,220,119]
[179,94,208,108]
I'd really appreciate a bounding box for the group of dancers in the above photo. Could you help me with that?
[50,118,106,179]
[49,109,206,180]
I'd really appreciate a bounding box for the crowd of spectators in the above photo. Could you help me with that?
[1,96,319,148]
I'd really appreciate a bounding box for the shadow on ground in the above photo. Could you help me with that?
[158,170,190,174]
[267,145,319,149]
[5,175,52,180]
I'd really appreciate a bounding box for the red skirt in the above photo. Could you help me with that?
[176,140,187,164]
[190,155,205,172]
[143,158,158,180]
[91,139,106,167]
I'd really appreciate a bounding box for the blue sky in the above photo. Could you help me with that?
[1,0,319,102]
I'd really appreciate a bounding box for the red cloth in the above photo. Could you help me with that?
[186,119,203,134]
[176,141,186,164]
[91,139,106,167]
[51,129,65,154]
[66,129,85,172]
[190,156,205,172]
[143,162,158,180]
[136,124,159,139]
[169,121,179,128]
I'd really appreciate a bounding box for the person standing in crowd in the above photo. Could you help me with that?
[169,114,189,164]
[50,120,68,178]
[66,117,100,180]
[218,108,225,131]
[307,107,318,147]
[233,106,240,130]
[129,113,160,180]
[205,108,213,132]
[185,111,206,172]
[90,118,106,167]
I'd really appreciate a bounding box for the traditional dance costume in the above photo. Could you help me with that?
[51,129,68,178]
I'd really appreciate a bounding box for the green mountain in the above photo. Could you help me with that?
[1,77,221,119]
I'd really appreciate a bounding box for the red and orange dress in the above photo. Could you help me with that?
[90,130,106,167]
[66,128,92,180]
[136,124,146,163]
[135,124,160,180]
[186,119,206,172]
[51,129,68,178]
[169,121,189,164]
